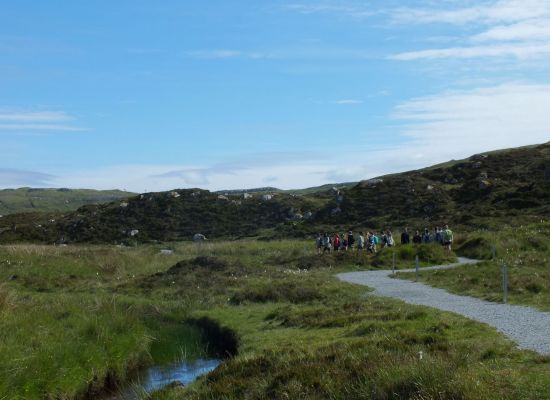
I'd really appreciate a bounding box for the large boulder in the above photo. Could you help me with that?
[193,233,207,242]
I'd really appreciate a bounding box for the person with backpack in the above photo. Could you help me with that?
[357,232,365,250]
[333,233,341,252]
[315,233,323,255]
[386,230,395,247]
[443,225,454,252]
[372,232,379,253]
[341,234,348,251]
[413,230,422,244]
[322,233,332,253]
[401,227,410,245]
[422,228,431,244]
[380,231,388,248]
[347,231,355,250]
[366,232,375,253]
[435,227,443,244]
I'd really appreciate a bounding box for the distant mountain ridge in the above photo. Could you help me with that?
[0,188,135,215]
[1,142,549,243]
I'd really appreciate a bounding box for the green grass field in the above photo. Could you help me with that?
[1,240,549,399]
[396,222,550,311]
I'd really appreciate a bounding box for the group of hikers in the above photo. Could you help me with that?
[315,225,454,255]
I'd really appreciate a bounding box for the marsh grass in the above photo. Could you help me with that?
[1,239,549,399]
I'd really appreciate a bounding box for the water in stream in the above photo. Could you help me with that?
[114,358,221,399]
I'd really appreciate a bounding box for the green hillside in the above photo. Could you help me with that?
[0,188,134,215]
[1,142,549,244]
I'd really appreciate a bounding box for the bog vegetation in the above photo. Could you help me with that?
[1,235,549,399]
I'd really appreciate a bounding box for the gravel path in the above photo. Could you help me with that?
[337,257,550,355]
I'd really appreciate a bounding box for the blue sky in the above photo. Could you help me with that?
[2,0,550,192]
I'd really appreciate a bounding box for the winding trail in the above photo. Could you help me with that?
[337,257,550,355]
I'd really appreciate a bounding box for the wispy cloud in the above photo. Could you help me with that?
[334,99,363,105]
[185,50,267,59]
[392,0,550,25]
[0,168,55,187]
[472,19,550,42]
[286,3,379,18]
[0,124,86,131]
[393,82,550,153]
[390,0,550,61]
[0,111,72,122]
[0,110,85,132]
[390,43,550,60]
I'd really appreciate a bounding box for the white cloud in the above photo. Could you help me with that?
[393,0,550,25]
[390,42,550,60]
[12,84,550,192]
[0,110,84,132]
[392,82,550,156]
[389,0,550,61]
[286,3,378,18]
[472,19,550,42]
[0,124,86,131]
[186,50,267,59]
[0,111,72,122]
[334,99,363,105]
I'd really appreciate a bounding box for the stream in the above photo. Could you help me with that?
[113,358,221,399]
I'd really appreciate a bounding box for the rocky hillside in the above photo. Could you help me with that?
[0,188,134,215]
[1,142,549,244]
[319,142,550,229]
[0,189,318,243]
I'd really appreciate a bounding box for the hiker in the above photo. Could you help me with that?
[413,230,422,244]
[315,233,323,255]
[367,232,376,253]
[372,232,379,253]
[322,233,332,253]
[422,228,431,243]
[401,227,410,244]
[380,231,388,248]
[435,227,443,244]
[347,231,355,250]
[357,232,365,250]
[386,230,395,247]
[442,225,454,252]
[333,233,341,252]
[341,233,348,251]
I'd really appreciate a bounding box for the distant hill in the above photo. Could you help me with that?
[1,142,549,243]
[0,188,135,215]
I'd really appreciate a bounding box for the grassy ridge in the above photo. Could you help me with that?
[1,241,549,399]
[0,188,133,215]
[395,221,550,310]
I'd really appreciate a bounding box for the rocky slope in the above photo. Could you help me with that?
[1,142,549,243]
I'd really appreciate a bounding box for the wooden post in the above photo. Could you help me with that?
[392,252,396,275]
[415,255,420,281]
[492,245,496,260]
[502,264,508,304]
